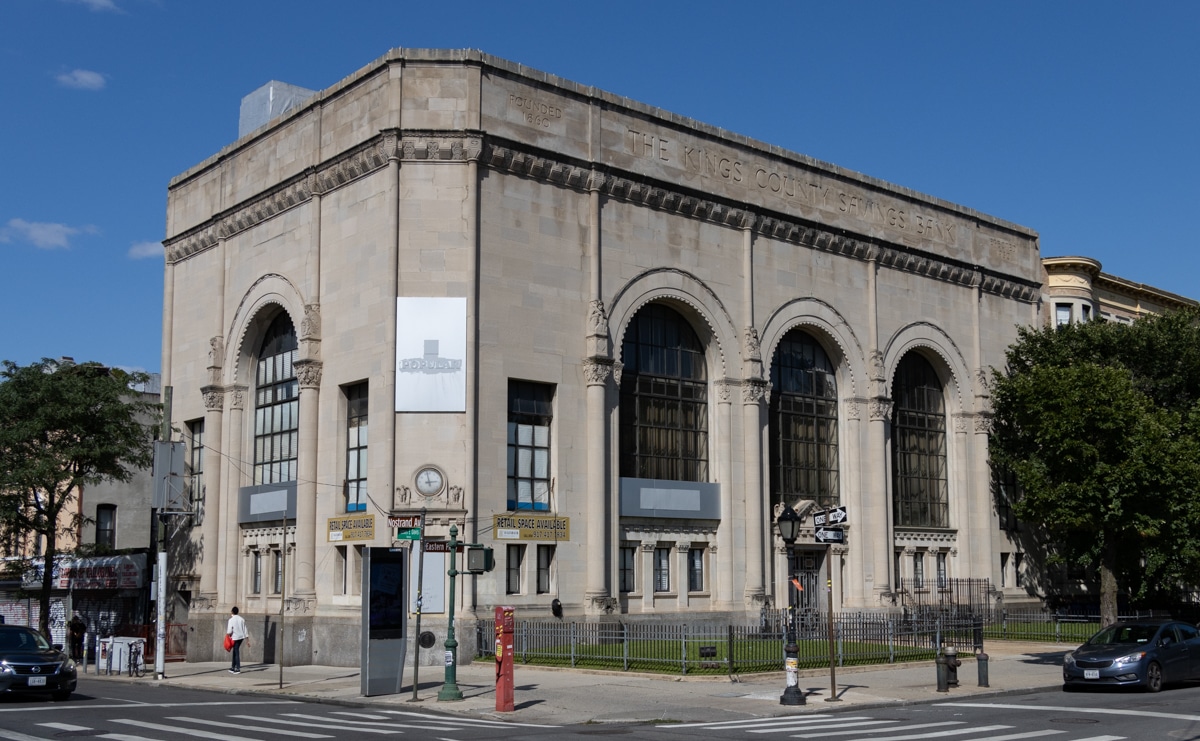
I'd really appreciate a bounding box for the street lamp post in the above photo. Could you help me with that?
[437,523,463,701]
[776,505,804,706]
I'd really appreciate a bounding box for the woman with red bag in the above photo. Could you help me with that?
[226,606,248,674]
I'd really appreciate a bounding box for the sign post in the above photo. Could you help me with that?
[815,507,850,704]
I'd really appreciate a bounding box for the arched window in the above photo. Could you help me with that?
[619,304,708,482]
[769,329,839,509]
[254,313,299,485]
[891,353,949,527]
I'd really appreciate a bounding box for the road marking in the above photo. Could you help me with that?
[37,725,91,732]
[800,725,1012,741]
[950,733,1066,741]
[940,702,1200,723]
[673,716,875,730]
[792,722,970,738]
[167,717,333,738]
[379,710,560,728]
[0,730,56,741]
[100,735,166,741]
[229,716,402,735]
[330,713,392,720]
[754,719,907,735]
[110,719,263,741]
[0,701,299,713]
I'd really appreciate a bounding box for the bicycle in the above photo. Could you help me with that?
[127,641,146,678]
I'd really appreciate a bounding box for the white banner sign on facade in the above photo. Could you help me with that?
[395,297,467,412]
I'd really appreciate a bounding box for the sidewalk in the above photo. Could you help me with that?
[82,640,1072,726]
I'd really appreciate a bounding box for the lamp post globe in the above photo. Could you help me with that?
[776,505,805,706]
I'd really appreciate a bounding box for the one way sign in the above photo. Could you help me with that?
[813,506,849,527]
[815,527,845,544]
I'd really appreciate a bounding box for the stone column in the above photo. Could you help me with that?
[742,379,766,605]
[583,358,612,611]
[716,381,734,609]
[864,252,893,602]
[293,359,322,596]
[640,542,656,612]
[220,386,246,600]
[198,386,224,598]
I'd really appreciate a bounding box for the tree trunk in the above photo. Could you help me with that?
[1100,540,1119,627]
[39,540,55,639]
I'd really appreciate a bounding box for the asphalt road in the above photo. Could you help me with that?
[5,676,1200,741]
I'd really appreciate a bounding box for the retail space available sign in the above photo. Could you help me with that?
[493,514,570,541]
[327,513,376,542]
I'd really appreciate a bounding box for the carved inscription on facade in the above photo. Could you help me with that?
[509,93,563,128]
[624,127,955,245]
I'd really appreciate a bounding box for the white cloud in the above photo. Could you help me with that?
[68,0,122,12]
[56,69,107,91]
[2,218,98,249]
[128,240,164,259]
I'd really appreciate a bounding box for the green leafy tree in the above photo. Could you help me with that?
[990,310,1200,626]
[0,359,158,637]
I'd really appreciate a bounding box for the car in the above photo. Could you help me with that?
[0,626,77,701]
[1062,619,1200,692]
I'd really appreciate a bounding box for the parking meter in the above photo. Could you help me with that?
[495,606,515,712]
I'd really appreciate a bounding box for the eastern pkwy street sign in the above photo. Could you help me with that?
[814,527,845,544]
[812,506,848,527]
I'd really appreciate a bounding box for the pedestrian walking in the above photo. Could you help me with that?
[68,613,87,661]
[226,606,248,673]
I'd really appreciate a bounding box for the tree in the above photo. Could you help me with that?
[989,310,1200,626]
[0,359,157,638]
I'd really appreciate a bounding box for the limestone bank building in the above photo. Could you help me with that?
[162,49,1042,664]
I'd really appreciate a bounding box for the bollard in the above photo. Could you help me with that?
[945,646,961,688]
[976,651,989,687]
[935,650,949,693]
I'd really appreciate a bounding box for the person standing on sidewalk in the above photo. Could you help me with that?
[226,606,248,674]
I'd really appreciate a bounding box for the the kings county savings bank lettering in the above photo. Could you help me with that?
[494,514,570,541]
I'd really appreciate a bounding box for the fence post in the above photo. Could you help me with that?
[836,620,843,666]
[521,621,527,664]
[570,622,576,668]
[727,624,735,676]
[888,618,895,663]
[622,622,629,672]
[681,624,688,676]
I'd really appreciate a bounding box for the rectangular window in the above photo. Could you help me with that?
[187,419,204,515]
[688,547,704,593]
[273,550,283,594]
[252,551,263,594]
[912,552,925,589]
[654,547,671,593]
[335,546,347,595]
[894,551,902,590]
[1000,552,1010,588]
[96,504,116,550]
[352,545,364,595]
[936,552,947,589]
[1055,303,1072,327]
[619,547,636,593]
[536,544,554,595]
[506,544,525,595]
[508,381,554,511]
[1014,552,1025,588]
[1081,304,1091,321]
[344,382,368,513]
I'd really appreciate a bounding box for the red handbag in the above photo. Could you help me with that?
[224,634,234,652]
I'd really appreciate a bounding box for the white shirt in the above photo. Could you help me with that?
[227,614,248,641]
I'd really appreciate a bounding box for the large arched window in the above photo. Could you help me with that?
[619,303,708,482]
[769,329,839,509]
[891,352,949,527]
[254,313,299,485]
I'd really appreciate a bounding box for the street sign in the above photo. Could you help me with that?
[389,515,423,529]
[815,527,845,544]
[812,506,849,527]
[396,527,422,541]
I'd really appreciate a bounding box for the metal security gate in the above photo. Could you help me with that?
[788,548,825,611]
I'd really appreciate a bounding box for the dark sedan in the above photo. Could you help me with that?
[0,626,77,701]
[1063,619,1200,692]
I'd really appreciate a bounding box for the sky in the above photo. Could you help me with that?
[2,1,1198,375]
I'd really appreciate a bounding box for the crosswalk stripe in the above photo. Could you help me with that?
[948,731,1066,741]
[110,719,262,741]
[330,713,392,720]
[805,725,1012,741]
[379,709,560,728]
[167,717,333,738]
[37,725,91,732]
[228,716,402,735]
[100,735,166,741]
[672,716,875,729]
[0,730,54,741]
[1070,736,1126,741]
[752,719,906,734]
[278,712,461,731]
[793,721,964,738]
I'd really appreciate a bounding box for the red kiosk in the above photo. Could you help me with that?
[494,606,515,712]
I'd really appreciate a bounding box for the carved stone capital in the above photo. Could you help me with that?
[612,362,623,387]
[201,386,224,412]
[583,358,613,386]
[844,399,861,421]
[639,542,656,553]
[974,412,993,434]
[953,414,970,434]
[587,170,607,192]
[294,359,323,389]
[228,385,247,411]
[742,379,766,404]
[868,398,892,421]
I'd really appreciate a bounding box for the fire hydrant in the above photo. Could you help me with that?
[945,646,961,688]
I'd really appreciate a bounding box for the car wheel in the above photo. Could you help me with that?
[1145,662,1164,693]
[51,689,72,701]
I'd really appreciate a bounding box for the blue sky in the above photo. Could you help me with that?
[3,1,1198,374]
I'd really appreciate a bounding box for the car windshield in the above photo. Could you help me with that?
[1086,624,1161,646]
[0,628,51,652]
